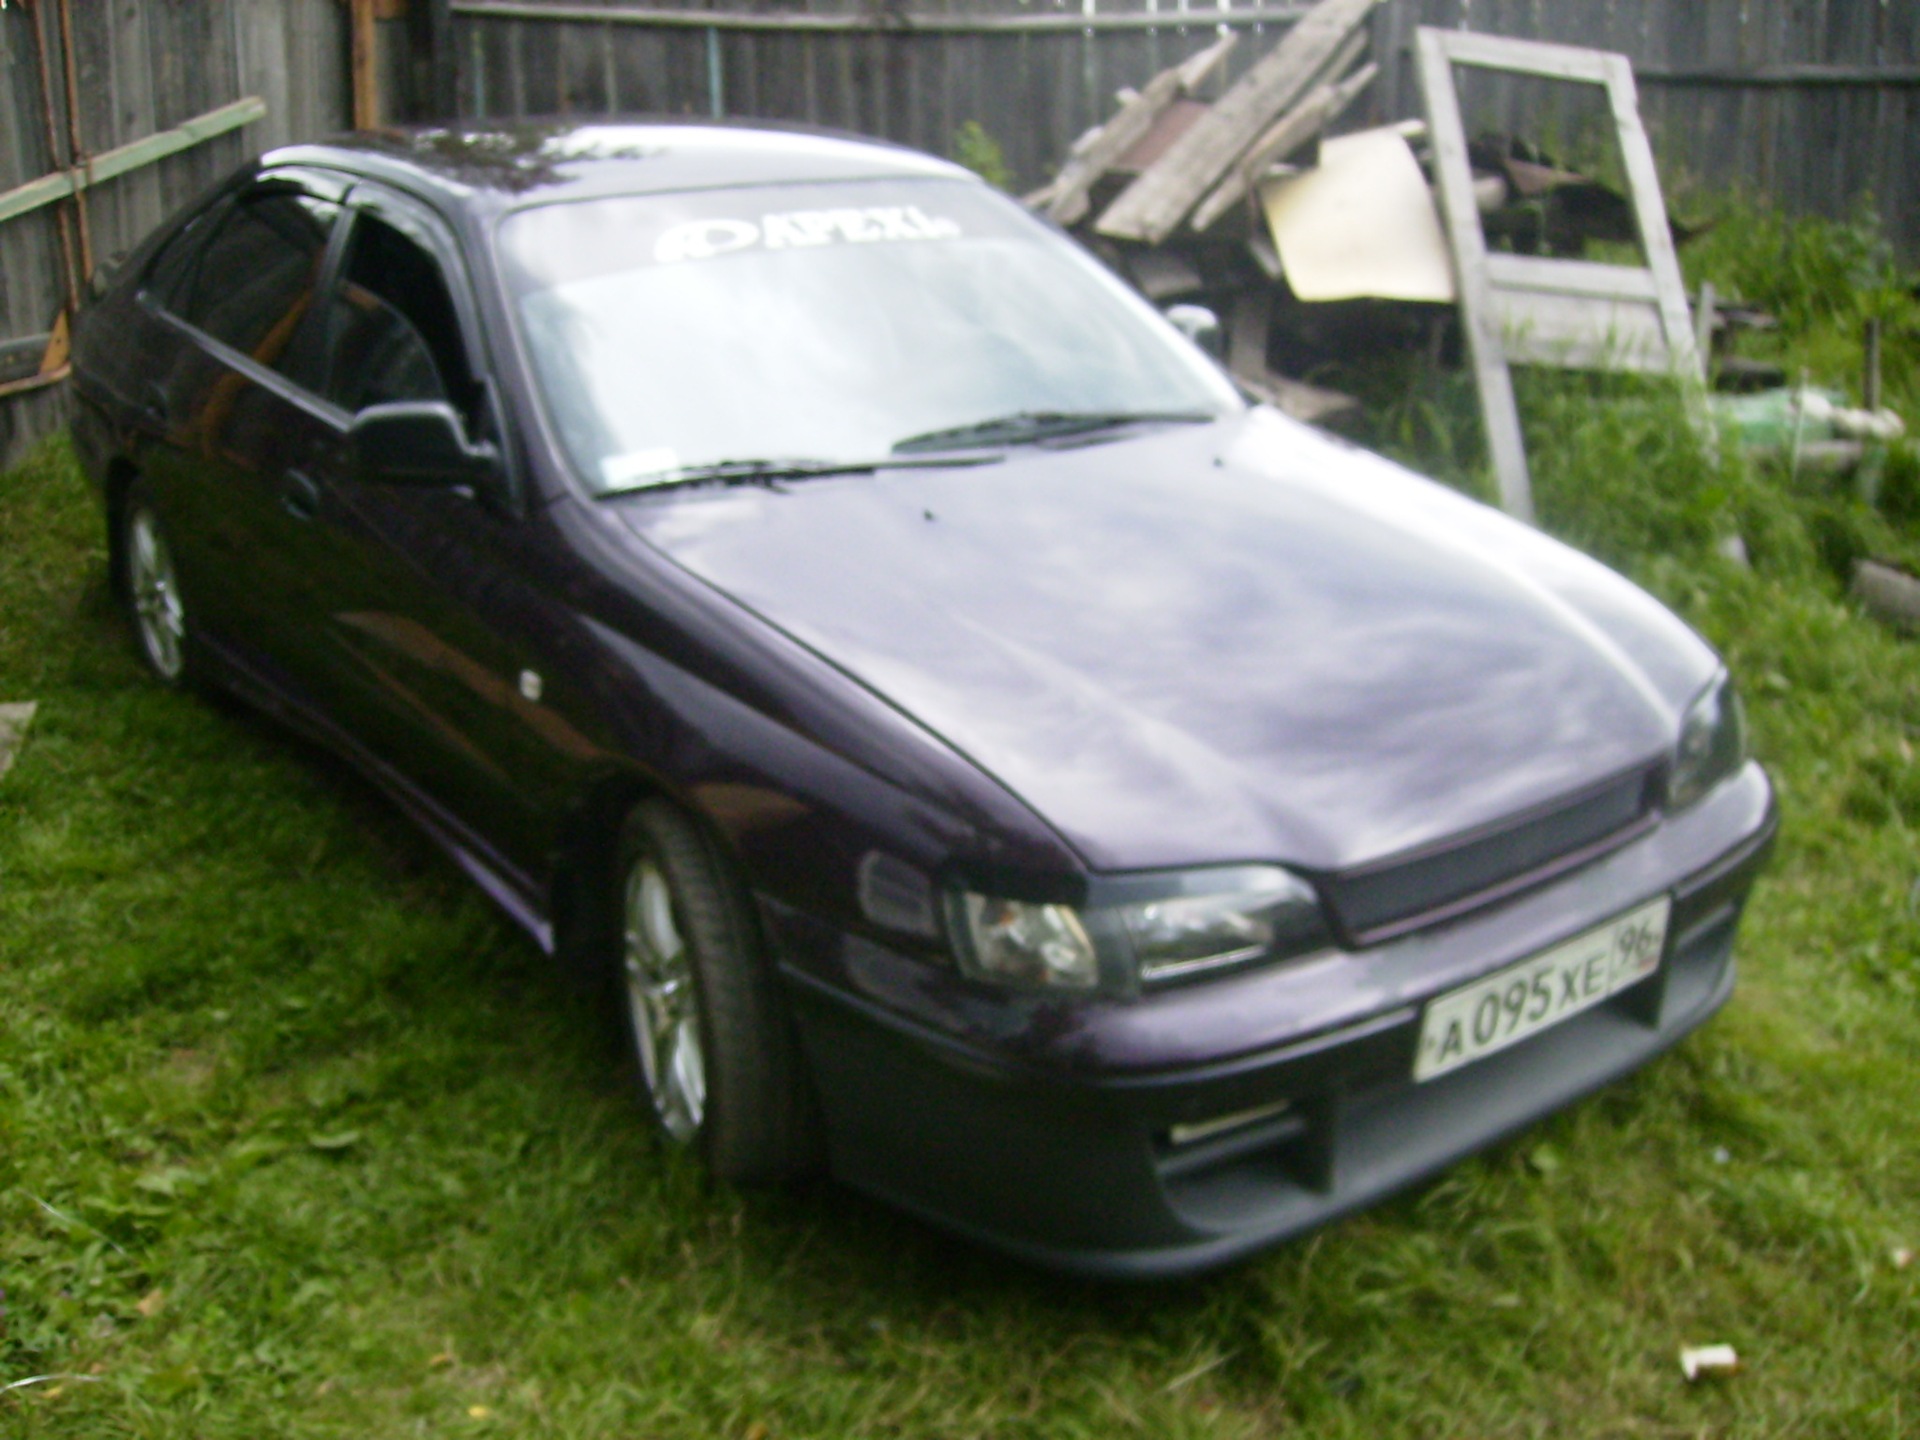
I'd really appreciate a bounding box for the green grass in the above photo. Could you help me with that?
[5,207,1920,1436]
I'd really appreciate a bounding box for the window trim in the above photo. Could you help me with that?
[138,169,356,407]
[332,181,523,513]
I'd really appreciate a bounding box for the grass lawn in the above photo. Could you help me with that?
[4,211,1919,1436]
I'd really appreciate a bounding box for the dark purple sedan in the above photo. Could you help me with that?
[70,120,1774,1277]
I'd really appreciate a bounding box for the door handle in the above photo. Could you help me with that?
[282,469,321,521]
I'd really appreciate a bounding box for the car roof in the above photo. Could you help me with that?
[261,119,971,217]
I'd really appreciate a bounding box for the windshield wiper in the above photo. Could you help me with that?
[596,452,997,497]
[891,408,1218,455]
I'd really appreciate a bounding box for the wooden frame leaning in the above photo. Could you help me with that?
[1415,28,1703,523]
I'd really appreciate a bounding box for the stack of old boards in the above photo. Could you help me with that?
[1024,0,1722,523]
[1026,0,1386,425]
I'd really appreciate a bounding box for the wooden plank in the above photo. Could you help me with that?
[1035,32,1236,226]
[0,98,267,228]
[1364,0,1402,125]
[616,22,668,113]
[0,171,77,229]
[104,0,165,258]
[1484,253,1661,302]
[68,0,121,274]
[1094,0,1380,245]
[556,16,599,113]
[1424,27,1617,82]
[520,11,563,110]
[353,0,380,127]
[233,0,294,151]
[1189,50,1374,232]
[1628,65,1920,86]
[1416,25,1532,521]
[1492,292,1670,371]
[448,0,1316,34]
[1601,52,1703,378]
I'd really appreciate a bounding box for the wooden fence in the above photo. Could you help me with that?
[442,0,1920,256]
[2,0,1916,467]
[0,0,347,467]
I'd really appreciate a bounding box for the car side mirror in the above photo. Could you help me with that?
[348,401,498,487]
[1163,303,1224,362]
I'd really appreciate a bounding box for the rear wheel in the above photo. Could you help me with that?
[613,800,817,1182]
[122,484,190,686]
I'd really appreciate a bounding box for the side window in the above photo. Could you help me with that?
[324,213,476,419]
[143,198,232,313]
[171,188,340,384]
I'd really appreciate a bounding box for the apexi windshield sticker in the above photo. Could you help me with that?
[654,206,962,264]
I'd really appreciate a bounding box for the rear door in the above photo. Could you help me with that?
[137,171,348,691]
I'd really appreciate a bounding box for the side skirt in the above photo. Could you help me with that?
[196,633,557,954]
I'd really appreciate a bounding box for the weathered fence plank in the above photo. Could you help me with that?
[0,0,345,468]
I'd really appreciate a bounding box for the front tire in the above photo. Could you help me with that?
[614,800,817,1182]
[121,483,190,686]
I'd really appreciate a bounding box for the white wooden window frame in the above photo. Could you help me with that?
[1416,28,1702,523]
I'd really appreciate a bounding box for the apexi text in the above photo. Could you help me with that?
[654,206,963,264]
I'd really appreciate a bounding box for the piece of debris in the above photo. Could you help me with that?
[1023,0,1384,424]
[1695,283,1785,392]
[1852,559,1920,636]
[1713,387,1905,477]
[1467,133,1711,258]
[1894,1246,1914,1269]
[135,1288,166,1320]
[1224,290,1358,423]
[1679,1344,1741,1382]
[1259,126,1455,304]
[1025,2,1742,516]
[1095,0,1382,246]
[0,1373,104,1395]
[0,701,36,781]
[1190,59,1379,234]
[1027,33,1238,229]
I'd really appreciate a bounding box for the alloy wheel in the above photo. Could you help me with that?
[622,855,706,1142]
[129,506,186,682]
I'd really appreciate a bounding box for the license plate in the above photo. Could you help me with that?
[1413,897,1670,1083]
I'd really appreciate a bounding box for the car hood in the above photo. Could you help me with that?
[615,409,1719,873]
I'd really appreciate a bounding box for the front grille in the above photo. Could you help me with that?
[1320,763,1661,945]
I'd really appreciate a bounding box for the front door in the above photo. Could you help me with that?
[292,194,587,886]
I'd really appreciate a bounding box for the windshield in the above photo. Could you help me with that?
[496,178,1240,495]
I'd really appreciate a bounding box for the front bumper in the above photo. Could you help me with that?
[768,764,1776,1278]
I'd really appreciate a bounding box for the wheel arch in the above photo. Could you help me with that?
[547,764,766,992]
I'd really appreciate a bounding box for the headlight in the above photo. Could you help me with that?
[1669,672,1747,809]
[950,865,1331,992]
[951,893,1099,990]
[1117,865,1329,983]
